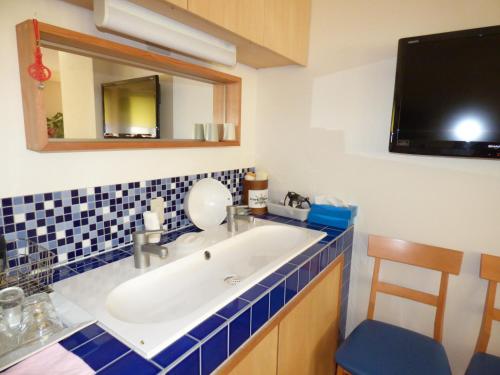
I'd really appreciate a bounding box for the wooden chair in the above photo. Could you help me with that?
[465,253,500,375]
[336,235,463,375]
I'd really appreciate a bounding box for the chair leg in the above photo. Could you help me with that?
[337,365,345,375]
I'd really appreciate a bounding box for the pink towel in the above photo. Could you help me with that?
[5,343,95,375]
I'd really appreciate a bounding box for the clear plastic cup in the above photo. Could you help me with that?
[20,292,63,344]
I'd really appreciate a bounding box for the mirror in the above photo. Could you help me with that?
[41,47,222,141]
[16,20,241,151]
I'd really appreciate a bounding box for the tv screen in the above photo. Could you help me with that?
[389,26,500,158]
[102,75,160,138]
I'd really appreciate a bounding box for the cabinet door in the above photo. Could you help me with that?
[229,325,279,375]
[263,0,311,65]
[277,263,341,375]
[188,0,265,45]
[164,0,187,9]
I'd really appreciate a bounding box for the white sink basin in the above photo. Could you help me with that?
[53,219,325,358]
[107,224,318,324]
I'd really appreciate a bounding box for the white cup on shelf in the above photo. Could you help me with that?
[204,123,220,142]
[223,123,236,141]
[194,123,205,140]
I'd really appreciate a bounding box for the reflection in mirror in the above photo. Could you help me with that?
[41,47,222,141]
[103,75,159,139]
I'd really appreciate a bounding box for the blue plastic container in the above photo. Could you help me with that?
[307,204,357,229]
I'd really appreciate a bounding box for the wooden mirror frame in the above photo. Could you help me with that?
[16,20,241,152]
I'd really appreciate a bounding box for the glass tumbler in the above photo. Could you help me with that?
[0,287,25,353]
[0,287,24,329]
[0,316,18,355]
[20,292,63,344]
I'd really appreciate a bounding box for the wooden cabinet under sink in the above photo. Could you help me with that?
[219,258,343,375]
[229,325,279,375]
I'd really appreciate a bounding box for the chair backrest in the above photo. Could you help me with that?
[475,253,500,353]
[367,235,464,343]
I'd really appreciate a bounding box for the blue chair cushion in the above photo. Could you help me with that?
[466,352,500,375]
[336,319,451,375]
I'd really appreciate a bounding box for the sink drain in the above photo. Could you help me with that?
[224,275,241,286]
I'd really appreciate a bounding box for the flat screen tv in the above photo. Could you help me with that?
[102,75,160,139]
[389,26,500,158]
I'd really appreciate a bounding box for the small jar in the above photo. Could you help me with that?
[243,179,269,215]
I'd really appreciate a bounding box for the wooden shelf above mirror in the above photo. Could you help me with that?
[16,20,241,152]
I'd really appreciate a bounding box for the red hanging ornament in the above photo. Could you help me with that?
[28,19,51,88]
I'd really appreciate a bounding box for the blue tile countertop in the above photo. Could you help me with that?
[49,215,354,375]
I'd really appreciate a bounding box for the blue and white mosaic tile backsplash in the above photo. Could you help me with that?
[0,167,253,267]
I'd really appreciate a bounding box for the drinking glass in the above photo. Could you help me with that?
[0,287,24,329]
[0,287,24,353]
[0,311,18,354]
[19,292,63,344]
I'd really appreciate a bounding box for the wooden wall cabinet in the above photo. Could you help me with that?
[68,0,311,68]
[220,258,343,375]
[187,0,311,66]
[187,0,265,46]
[262,0,311,65]
[165,0,187,9]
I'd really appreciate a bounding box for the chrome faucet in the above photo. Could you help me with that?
[226,205,255,233]
[133,230,168,269]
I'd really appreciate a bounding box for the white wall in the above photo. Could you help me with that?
[40,48,62,119]
[42,80,62,118]
[0,0,256,198]
[172,76,213,139]
[59,51,97,138]
[255,1,500,373]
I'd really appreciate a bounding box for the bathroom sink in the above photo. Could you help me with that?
[53,219,325,358]
[107,224,319,324]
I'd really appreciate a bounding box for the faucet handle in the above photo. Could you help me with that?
[227,205,251,216]
[239,208,251,216]
[144,229,167,239]
[227,204,248,211]
[132,229,167,242]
